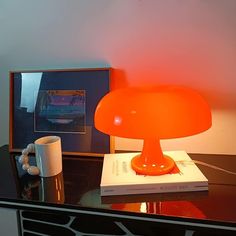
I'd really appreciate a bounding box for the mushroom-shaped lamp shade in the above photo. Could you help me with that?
[95,86,212,175]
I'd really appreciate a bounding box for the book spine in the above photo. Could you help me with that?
[101,183,208,196]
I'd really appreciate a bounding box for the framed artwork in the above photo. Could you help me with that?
[9,68,114,156]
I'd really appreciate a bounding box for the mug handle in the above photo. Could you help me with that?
[18,143,40,176]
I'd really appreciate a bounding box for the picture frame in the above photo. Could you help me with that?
[9,68,114,157]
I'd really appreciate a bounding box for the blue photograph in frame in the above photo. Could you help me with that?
[9,68,114,156]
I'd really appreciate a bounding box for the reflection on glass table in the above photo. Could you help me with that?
[0,145,235,235]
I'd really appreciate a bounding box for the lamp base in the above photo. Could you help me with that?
[131,154,175,176]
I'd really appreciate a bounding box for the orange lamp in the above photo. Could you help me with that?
[94,86,212,176]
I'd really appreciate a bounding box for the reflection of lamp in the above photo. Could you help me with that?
[95,86,212,176]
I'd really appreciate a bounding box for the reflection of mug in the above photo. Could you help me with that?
[20,136,62,177]
[20,172,65,204]
[39,172,65,203]
[34,136,62,177]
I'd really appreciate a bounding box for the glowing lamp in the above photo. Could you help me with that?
[94,86,212,176]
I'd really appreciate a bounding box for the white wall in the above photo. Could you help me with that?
[0,0,235,154]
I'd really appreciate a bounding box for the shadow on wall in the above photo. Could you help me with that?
[203,89,236,110]
[110,68,129,90]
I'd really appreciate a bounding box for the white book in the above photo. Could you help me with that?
[100,151,208,196]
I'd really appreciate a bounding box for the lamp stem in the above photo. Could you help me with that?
[131,138,175,175]
[140,138,164,166]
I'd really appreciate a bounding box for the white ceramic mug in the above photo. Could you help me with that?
[19,136,62,177]
[34,136,62,177]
